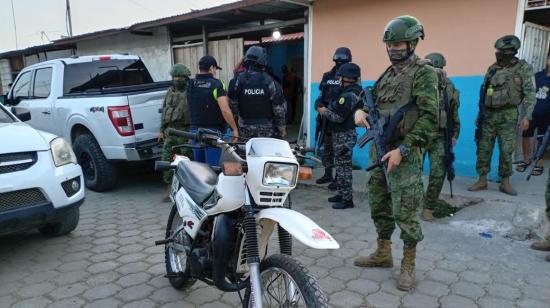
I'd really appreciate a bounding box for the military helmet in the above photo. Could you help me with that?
[336,62,361,79]
[244,46,268,66]
[383,15,425,42]
[425,52,447,68]
[170,64,191,78]
[333,47,352,63]
[495,35,521,51]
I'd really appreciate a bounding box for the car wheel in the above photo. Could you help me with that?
[73,134,117,191]
[38,207,80,236]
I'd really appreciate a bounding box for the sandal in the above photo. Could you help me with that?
[516,161,531,172]
[532,166,544,176]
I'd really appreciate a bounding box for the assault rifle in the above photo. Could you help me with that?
[357,87,415,191]
[475,69,497,145]
[442,89,455,197]
[314,114,328,156]
[527,126,550,181]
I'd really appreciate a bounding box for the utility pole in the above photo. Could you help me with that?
[10,0,18,49]
[66,0,73,37]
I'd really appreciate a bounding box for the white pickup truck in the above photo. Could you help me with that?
[2,55,170,191]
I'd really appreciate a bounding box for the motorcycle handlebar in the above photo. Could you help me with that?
[155,161,176,171]
[166,128,198,140]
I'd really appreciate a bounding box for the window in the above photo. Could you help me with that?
[12,71,32,99]
[63,59,154,95]
[33,68,53,98]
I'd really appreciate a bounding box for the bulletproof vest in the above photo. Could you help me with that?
[237,71,273,120]
[484,60,526,108]
[320,70,342,105]
[330,84,362,132]
[375,59,428,139]
[162,88,188,126]
[435,68,447,129]
[187,77,224,128]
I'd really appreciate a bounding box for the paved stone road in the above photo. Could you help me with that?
[1,169,550,308]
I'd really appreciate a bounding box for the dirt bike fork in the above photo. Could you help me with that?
[244,190,263,308]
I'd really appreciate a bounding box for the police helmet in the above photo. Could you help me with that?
[333,47,352,63]
[336,62,361,80]
[244,46,268,66]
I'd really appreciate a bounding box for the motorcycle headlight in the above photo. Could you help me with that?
[50,138,77,167]
[263,163,298,187]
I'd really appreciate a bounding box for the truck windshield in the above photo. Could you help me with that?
[63,59,154,95]
[0,105,15,123]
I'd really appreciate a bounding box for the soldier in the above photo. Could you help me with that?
[422,52,461,221]
[187,55,239,166]
[468,35,535,195]
[159,64,192,202]
[353,16,439,291]
[317,63,362,210]
[315,47,353,191]
[229,46,286,139]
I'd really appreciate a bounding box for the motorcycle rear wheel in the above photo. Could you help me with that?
[244,254,328,308]
[165,204,196,290]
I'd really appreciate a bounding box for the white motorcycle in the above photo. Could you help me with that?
[154,128,339,308]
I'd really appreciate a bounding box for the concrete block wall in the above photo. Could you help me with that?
[0,59,12,95]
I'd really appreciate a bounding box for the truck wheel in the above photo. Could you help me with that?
[39,207,80,236]
[73,134,117,191]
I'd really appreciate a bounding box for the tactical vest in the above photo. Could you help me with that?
[321,70,342,105]
[237,72,273,122]
[187,77,224,128]
[484,60,526,109]
[162,88,188,126]
[329,85,362,132]
[375,59,428,140]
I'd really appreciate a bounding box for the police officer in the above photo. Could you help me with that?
[187,55,239,166]
[353,16,439,291]
[159,64,191,202]
[468,35,535,195]
[317,63,362,209]
[315,48,353,191]
[422,52,461,221]
[229,46,286,139]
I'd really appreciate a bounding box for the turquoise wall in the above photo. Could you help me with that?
[309,75,502,180]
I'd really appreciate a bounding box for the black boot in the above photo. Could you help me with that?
[332,199,354,209]
[327,181,337,191]
[316,168,333,184]
[328,195,342,202]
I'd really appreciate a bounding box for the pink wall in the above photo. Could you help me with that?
[311,0,518,81]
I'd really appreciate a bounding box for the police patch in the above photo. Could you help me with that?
[338,97,345,104]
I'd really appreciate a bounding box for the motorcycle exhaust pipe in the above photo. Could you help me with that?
[212,214,247,292]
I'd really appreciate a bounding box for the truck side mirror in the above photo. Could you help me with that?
[11,106,31,122]
[0,95,6,105]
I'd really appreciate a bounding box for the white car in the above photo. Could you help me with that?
[0,104,84,236]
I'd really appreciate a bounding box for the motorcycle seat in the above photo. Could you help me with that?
[176,160,218,205]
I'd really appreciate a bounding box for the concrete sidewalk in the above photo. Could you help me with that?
[300,164,550,241]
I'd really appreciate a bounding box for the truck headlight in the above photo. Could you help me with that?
[50,138,77,167]
[263,163,298,187]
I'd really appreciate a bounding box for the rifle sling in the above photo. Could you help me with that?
[382,102,416,142]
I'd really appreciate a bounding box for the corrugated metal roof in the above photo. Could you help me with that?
[246,31,304,44]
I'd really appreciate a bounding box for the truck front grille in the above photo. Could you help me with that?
[0,188,48,212]
[0,152,37,174]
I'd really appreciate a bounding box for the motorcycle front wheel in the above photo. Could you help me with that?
[244,254,328,308]
[164,204,196,290]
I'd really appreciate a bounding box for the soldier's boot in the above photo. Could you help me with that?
[397,246,416,291]
[316,168,333,184]
[162,186,171,203]
[467,175,488,191]
[421,209,434,221]
[354,239,393,268]
[327,181,338,191]
[332,199,354,210]
[531,236,550,251]
[499,177,517,196]
[328,195,342,203]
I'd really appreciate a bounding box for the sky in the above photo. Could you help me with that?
[0,0,237,53]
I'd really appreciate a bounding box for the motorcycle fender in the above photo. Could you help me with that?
[175,188,208,239]
[256,208,340,249]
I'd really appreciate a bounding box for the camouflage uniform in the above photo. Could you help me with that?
[323,82,362,203]
[425,69,461,210]
[475,59,535,178]
[368,55,439,246]
[161,64,191,184]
